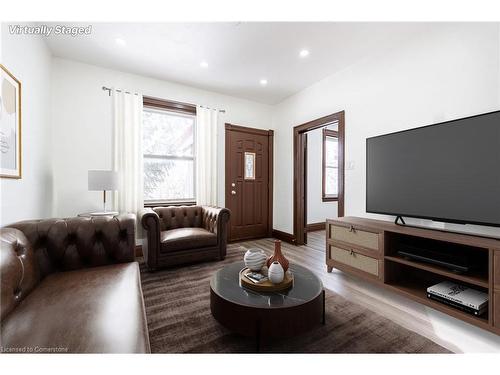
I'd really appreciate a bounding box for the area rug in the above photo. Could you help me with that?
[139,244,450,353]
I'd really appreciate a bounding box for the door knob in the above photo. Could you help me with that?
[231,190,236,195]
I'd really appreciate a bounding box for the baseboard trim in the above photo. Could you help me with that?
[272,229,296,245]
[306,222,326,232]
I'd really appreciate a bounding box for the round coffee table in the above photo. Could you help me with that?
[210,261,325,351]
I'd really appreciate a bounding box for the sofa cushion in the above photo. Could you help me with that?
[160,227,217,253]
[0,262,150,353]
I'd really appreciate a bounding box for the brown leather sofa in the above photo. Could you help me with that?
[139,206,230,271]
[0,215,150,353]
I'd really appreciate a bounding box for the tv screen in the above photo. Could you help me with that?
[366,110,500,227]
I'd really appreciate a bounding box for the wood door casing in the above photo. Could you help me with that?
[293,111,345,246]
[225,124,273,241]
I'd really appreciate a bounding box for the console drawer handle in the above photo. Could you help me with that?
[350,249,355,256]
[349,225,356,233]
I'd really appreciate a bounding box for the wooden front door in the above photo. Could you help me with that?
[225,124,273,241]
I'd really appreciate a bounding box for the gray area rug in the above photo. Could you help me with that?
[139,244,450,353]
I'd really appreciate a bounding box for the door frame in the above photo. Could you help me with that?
[225,123,274,241]
[293,111,345,245]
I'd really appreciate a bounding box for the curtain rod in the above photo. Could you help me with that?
[101,86,226,113]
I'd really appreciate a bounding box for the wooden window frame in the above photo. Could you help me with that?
[322,128,339,202]
[143,96,196,115]
[142,96,197,207]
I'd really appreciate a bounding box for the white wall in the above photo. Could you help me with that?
[272,23,500,236]
[50,58,273,217]
[306,127,337,224]
[0,24,53,225]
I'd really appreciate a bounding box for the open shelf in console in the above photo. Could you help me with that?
[384,260,489,327]
[384,232,489,288]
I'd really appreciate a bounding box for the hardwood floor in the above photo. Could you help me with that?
[238,231,500,353]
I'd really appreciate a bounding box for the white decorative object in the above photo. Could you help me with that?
[244,248,267,271]
[268,261,284,284]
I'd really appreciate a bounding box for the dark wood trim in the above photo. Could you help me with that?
[225,123,272,136]
[144,200,196,208]
[272,229,296,245]
[322,128,340,202]
[294,113,341,133]
[268,130,274,237]
[225,123,274,241]
[294,111,345,245]
[337,114,345,218]
[293,130,306,245]
[143,96,196,115]
[135,245,143,258]
[225,125,231,239]
[306,222,326,232]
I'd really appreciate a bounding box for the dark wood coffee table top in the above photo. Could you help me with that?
[210,261,323,309]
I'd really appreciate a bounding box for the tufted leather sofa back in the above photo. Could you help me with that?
[0,228,40,320]
[153,206,203,231]
[0,215,136,320]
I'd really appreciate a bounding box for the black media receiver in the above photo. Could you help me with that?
[397,244,475,273]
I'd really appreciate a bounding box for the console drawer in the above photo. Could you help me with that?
[329,245,379,277]
[330,224,380,251]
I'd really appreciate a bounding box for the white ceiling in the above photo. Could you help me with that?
[43,22,436,104]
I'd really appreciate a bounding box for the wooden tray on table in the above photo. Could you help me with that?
[239,267,294,292]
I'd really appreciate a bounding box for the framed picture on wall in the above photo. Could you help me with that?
[0,64,22,179]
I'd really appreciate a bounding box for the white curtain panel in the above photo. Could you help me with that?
[196,106,218,206]
[112,89,144,214]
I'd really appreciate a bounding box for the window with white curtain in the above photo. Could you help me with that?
[142,101,196,204]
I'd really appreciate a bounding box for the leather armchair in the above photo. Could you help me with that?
[139,205,230,271]
[0,215,150,353]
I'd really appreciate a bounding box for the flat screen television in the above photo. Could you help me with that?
[366,110,500,228]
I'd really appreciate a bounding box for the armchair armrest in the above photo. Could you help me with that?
[138,208,161,270]
[139,208,160,232]
[202,206,231,259]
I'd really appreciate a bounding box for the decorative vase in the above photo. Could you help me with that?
[244,248,267,271]
[266,240,289,272]
[268,261,284,284]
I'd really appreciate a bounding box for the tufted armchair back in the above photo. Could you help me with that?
[153,206,203,231]
[0,214,136,320]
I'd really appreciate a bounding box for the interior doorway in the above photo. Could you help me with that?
[293,111,345,245]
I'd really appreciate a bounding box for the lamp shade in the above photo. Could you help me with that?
[88,170,118,191]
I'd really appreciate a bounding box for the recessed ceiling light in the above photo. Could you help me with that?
[260,79,268,86]
[299,49,310,58]
[115,38,126,47]
[200,61,209,68]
